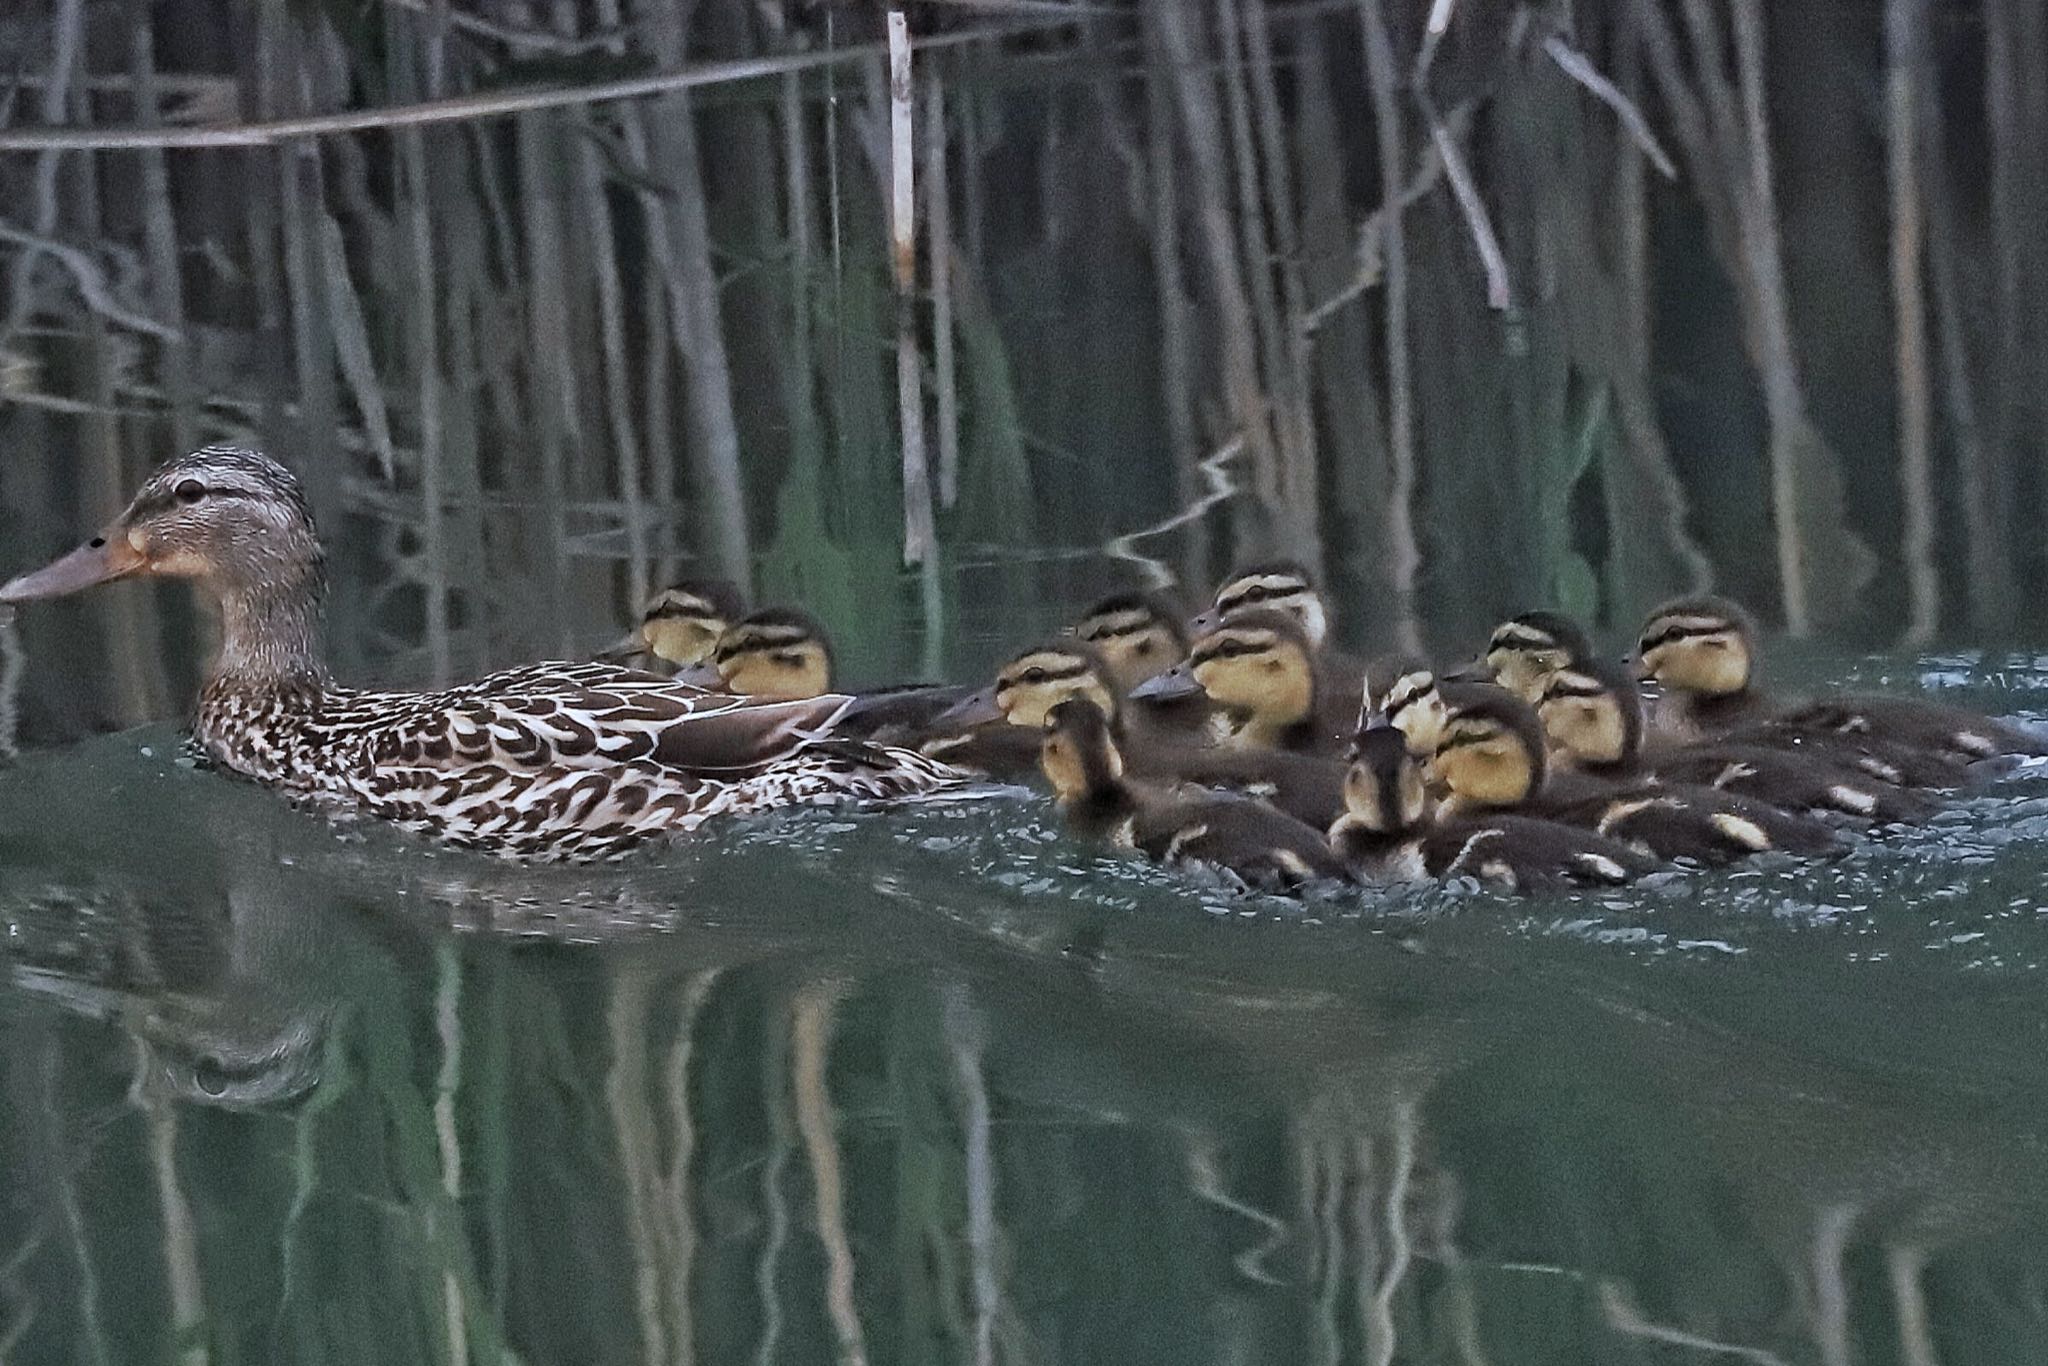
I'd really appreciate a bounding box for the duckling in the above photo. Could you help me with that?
[1546,658,1937,826]
[922,641,1126,778]
[1069,590,1191,693]
[1638,595,2048,764]
[1190,561,1371,685]
[1331,724,1660,891]
[677,608,833,698]
[681,608,969,738]
[1435,684,1850,862]
[1040,698,1347,890]
[1130,610,1353,757]
[933,641,1349,826]
[596,579,744,676]
[1483,610,1596,704]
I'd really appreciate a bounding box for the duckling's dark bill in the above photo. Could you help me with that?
[932,686,1005,730]
[1129,667,1205,702]
[0,531,147,603]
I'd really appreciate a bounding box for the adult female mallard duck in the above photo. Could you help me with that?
[1636,595,2048,764]
[1330,724,1659,892]
[595,580,744,676]
[1432,683,1852,862]
[1039,698,1347,890]
[0,446,966,862]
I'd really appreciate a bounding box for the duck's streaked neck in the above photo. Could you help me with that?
[210,572,329,691]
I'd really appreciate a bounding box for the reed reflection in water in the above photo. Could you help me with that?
[5,718,2048,1365]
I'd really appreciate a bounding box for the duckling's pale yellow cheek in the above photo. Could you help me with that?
[1491,652,1557,701]
[1651,640,1750,696]
[1436,744,1531,806]
[725,657,828,700]
[644,621,720,666]
[1393,703,1446,756]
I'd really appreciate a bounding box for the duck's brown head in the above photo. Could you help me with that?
[692,608,833,699]
[1485,611,1594,703]
[1190,561,1330,648]
[1636,595,1755,698]
[0,446,322,608]
[1132,610,1315,746]
[937,642,1120,732]
[1070,590,1189,692]
[1341,724,1430,834]
[1040,697,1125,803]
[1433,685,1546,810]
[1536,657,1643,769]
[638,580,743,668]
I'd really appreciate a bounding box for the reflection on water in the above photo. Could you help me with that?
[5,650,2048,1364]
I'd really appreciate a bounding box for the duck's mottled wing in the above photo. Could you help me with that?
[354,661,881,778]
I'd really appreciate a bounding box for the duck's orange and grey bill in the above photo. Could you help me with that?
[0,531,144,604]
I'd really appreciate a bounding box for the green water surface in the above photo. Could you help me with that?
[4,649,2048,1365]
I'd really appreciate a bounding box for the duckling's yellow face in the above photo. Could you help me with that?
[1342,732,1429,833]
[1486,626,1573,703]
[713,622,832,699]
[1073,607,1184,692]
[1638,611,1751,697]
[1537,670,1629,765]
[994,649,1118,728]
[1211,571,1329,646]
[1189,625,1314,727]
[1378,669,1447,757]
[640,591,732,667]
[1433,712,1538,808]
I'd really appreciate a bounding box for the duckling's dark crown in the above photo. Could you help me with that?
[999,641,1106,686]
[716,609,829,661]
[1076,589,1184,630]
[1213,562,1316,610]
[1490,610,1592,655]
[643,579,743,623]
[1188,610,1310,664]
[1638,595,1753,650]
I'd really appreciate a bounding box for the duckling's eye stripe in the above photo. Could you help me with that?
[1080,613,1151,639]
[1192,640,1261,664]
[1001,664,1088,688]
[1640,621,1730,650]
[1541,682,1605,702]
[1217,582,1299,611]
[1490,629,1555,651]
[644,601,713,622]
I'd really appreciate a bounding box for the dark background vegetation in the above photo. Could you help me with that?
[1,0,2043,743]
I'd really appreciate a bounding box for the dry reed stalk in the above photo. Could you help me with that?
[1359,0,1422,654]
[890,14,935,569]
[1887,0,1939,645]
[924,68,961,510]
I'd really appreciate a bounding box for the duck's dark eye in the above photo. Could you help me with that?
[193,1058,230,1097]
[174,479,208,504]
[1021,667,1048,685]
